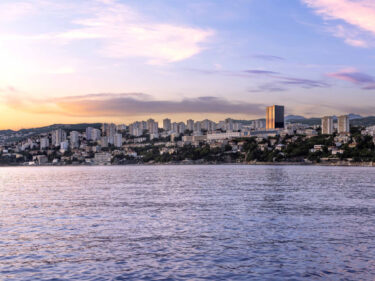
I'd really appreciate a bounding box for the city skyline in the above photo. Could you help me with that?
[1,0,375,129]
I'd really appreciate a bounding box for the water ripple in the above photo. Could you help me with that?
[1,165,375,280]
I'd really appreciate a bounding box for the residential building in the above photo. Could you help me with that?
[102,123,116,138]
[194,122,201,133]
[60,140,69,153]
[207,132,241,141]
[40,137,49,149]
[253,119,266,129]
[85,127,94,140]
[51,129,67,147]
[100,136,109,148]
[114,133,123,148]
[94,152,111,164]
[163,118,171,131]
[338,115,350,134]
[147,119,159,134]
[321,116,334,134]
[178,122,186,134]
[70,131,80,148]
[187,119,194,131]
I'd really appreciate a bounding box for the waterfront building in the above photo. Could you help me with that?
[60,140,69,153]
[34,155,48,165]
[51,129,67,147]
[321,116,334,135]
[40,137,49,149]
[338,115,350,134]
[94,152,111,165]
[266,105,285,130]
[163,118,171,131]
[114,133,123,148]
[70,131,80,148]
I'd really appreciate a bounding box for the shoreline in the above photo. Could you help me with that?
[1,161,375,168]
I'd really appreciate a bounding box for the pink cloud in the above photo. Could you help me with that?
[303,0,375,33]
[302,0,375,46]
[327,69,375,89]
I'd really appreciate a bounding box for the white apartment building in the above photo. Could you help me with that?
[178,122,186,134]
[114,133,123,148]
[70,131,80,148]
[207,132,241,141]
[337,115,350,134]
[100,136,109,148]
[85,127,94,140]
[321,116,334,135]
[163,118,171,131]
[253,119,266,129]
[52,129,67,147]
[60,140,69,153]
[187,119,194,131]
[94,152,111,164]
[40,137,50,149]
[194,122,202,133]
[102,123,116,138]
[147,119,159,134]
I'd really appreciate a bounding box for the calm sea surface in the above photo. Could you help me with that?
[1,165,375,280]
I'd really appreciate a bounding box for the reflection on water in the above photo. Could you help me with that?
[1,165,375,280]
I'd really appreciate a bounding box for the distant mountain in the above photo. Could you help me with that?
[15,123,102,134]
[348,113,362,120]
[350,117,375,127]
[0,123,102,143]
[285,115,305,121]
[287,118,321,126]
[232,119,265,125]
[286,115,375,127]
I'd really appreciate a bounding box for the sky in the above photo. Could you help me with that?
[1,0,375,129]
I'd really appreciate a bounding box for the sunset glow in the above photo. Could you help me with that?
[1,0,375,129]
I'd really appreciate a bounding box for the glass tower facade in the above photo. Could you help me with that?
[266,105,284,130]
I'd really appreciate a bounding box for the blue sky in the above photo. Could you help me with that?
[1,0,375,128]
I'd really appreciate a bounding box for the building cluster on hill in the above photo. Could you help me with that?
[1,105,375,166]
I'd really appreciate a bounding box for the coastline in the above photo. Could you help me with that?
[1,161,375,168]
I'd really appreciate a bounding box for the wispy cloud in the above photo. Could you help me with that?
[327,69,375,89]
[244,70,280,75]
[0,0,214,65]
[60,1,214,64]
[249,83,287,93]
[278,77,329,88]
[302,0,375,47]
[188,68,329,90]
[0,1,35,22]
[251,54,285,61]
[4,93,265,117]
